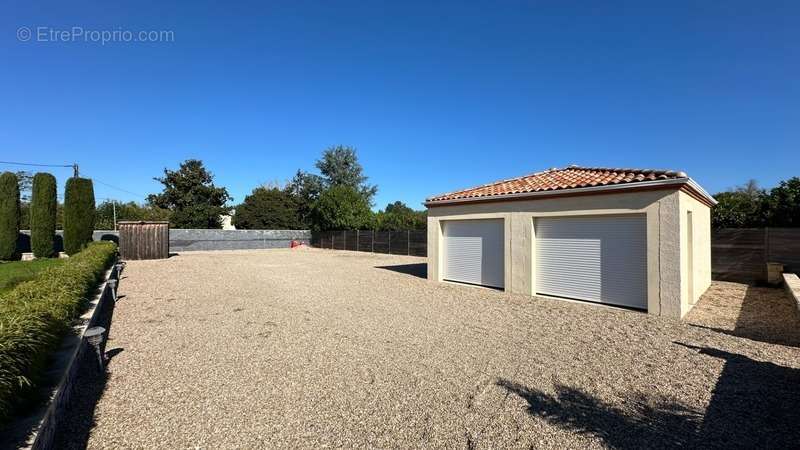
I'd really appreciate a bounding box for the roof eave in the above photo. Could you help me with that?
[425,178,717,207]
[685,178,718,206]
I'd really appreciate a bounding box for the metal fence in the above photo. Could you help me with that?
[712,227,800,283]
[313,227,800,283]
[311,230,427,257]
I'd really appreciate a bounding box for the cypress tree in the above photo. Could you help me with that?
[0,172,20,260]
[63,177,95,255]
[31,172,57,257]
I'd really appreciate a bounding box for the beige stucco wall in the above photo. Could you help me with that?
[678,191,712,316]
[427,188,710,319]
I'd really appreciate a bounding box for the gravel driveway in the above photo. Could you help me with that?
[64,249,800,449]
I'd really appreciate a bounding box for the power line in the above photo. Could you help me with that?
[89,176,147,199]
[0,160,79,176]
[0,160,74,168]
[1,160,145,199]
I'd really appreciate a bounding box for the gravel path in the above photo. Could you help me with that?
[69,249,800,449]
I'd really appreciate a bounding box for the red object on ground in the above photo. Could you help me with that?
[290,240,301,248]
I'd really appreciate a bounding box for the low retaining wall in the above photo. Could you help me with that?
[784,273,800,314]
[23,261,120,450]
[18,229,310,253]
[169,229,310,251]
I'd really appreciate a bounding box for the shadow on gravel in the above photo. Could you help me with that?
[678,343,800,448]
[496,379,701,449]
[375,263,427,279]
[690,286,800,347]
[498,344,800,448]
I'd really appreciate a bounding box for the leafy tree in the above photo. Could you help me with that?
[15,171,33,201]
[17,171,34,233]
[310,185,372,231]
[94,201,171,230]
[285,170,324,227]
[63,177,95,255]
[712,180,768,229]
[30,173,57,257]
[315,145,377,203]
[712,191,765,229]
[147,159,232,229]
[712,177,800,228]
[764,177,800,227]
[373,201,427,231]
[233,186,302,230]
[735,179,763,199]
[0,172,20,260]
[287,146,378,230]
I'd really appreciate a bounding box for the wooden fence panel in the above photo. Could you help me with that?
[118,221,169,260]
[712,228,765,283]
[711,228,800,283]
[767,228,800,274]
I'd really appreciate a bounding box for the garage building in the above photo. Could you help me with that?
[425,166,716,318]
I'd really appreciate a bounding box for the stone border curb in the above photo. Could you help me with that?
[23,258,121,450]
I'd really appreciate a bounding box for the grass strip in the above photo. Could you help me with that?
[0,241,117,423]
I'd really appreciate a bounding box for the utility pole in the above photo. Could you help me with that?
[72,163,79,177]
[112,201,117,231]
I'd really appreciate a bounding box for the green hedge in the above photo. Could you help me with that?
[0,172,20,261]
[63,177,95,255]
[0,241,117,423]
[30,173,58,258]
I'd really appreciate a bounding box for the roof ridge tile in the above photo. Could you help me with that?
[426,165,690,203]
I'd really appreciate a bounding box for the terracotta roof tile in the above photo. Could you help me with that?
[426,165,689,203]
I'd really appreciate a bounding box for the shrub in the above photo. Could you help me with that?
[30,173,57,258]
[373,201,427,231]
[233,187,302,230]
[63,177,95,255]
[310,185,373,231]
[0,172,20,260]
[0,241,116,423]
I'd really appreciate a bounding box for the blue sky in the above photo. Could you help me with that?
[1,1,798,209]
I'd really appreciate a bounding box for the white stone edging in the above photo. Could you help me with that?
[783,273,800,313]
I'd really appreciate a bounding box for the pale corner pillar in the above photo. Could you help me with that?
[427,216,442,282]
[678,190,713,317]
[509,213,533,296]
[645,204,662,316]
[655,191,683,318]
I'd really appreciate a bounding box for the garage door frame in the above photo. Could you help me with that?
[533,213,648,310]
[441,218,506,289]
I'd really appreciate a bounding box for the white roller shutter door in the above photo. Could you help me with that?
[443,219,504,288]
[535,215,647,309]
